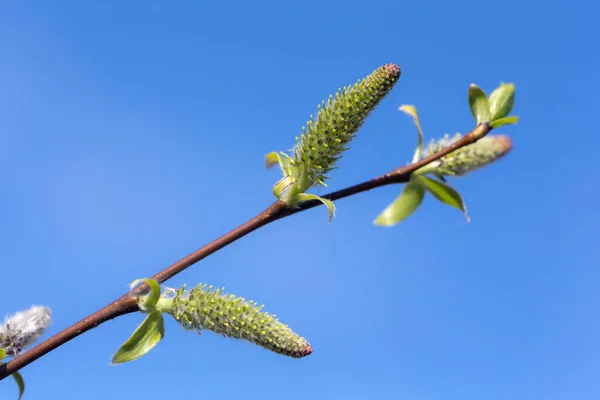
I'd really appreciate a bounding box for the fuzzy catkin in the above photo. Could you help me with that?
[0,306,52,356]
[416,134,513,177]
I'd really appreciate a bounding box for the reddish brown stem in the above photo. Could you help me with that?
[0,122,490,380]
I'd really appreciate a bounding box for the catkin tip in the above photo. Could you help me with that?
[493,134,513,152]
[300,343,313,357]
[382,63,401,78]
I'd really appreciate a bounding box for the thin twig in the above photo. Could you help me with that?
[0,122,490,380]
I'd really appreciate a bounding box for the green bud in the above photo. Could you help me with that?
[488,83,515,121]
[268,64,401,203]
[157,284,312,359]
[414,133,513,177]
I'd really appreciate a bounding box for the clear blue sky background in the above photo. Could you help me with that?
[0,1,598,399]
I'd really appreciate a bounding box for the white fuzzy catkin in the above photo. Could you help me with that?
[0,305,52,356]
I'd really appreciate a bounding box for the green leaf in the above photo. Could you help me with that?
[399,105,425,163]
[295,193,336,223]
[488,83,515,121]
[265,151,280,168]
[111,310,165,365]
[468,84,491,124]
[273,175,297,199]
[417,176,469,221]
[373,182,425,226]
[490,116,519,129]
[265,151,293,176]
[0,348,5,361]
[12,371,25,400]
[129,278,161,311]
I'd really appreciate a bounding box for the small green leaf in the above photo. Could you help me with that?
[111,310,165,365]
[12,371,25,400]
[488,83,515,121]
[417,176,469,221]
[295,193,336,223]
[273,175,297,199]
[265,152,280,168]
[0,348,5,361]
[373,182,425,226]
[266,151,293,176]
[130,278,161,311]
[468,84,491,124]
[490,116,519,129]
[399,105,425,163]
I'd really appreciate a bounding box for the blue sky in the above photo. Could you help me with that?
[0,0,598,399]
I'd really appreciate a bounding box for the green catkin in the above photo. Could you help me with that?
[157,284,312,359]
[416,134,513,177]
[290,63,401,187]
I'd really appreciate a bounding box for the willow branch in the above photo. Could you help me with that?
[0,122,491,380]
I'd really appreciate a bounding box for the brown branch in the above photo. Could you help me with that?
[0,122,490,380]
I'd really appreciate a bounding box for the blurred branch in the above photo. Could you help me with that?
[0,122,491,381]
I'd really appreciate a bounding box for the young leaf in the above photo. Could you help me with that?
[399,105,425,163]
[265,151,293,176]
[12,371,25,400]
[373,182,425,226]
[295,193,336,223]
[272,175,297,200]
[111,310,165,365]
[265,152,281,168]
[129,278,161,311]
[468,84,491,124]
[488,83,515,121]
[0,348,5,361]
[416,176,469,221]
[490,116,519,129]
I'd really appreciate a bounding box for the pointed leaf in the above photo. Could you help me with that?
[273,175,297,199]
[111,310,165,365]
[130,278,161,311]
[265,152,280,168]
[417,176,470,221]
[0,348,5,361]
[399,105,425,163]
[296,193,336,223]
[265,151,288,170]
[265,151,293,176]
[490,116,519,129]
[373,182,425,226]
[12,371,24,400]
[468,84,491,124]
[489,83,515,121]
